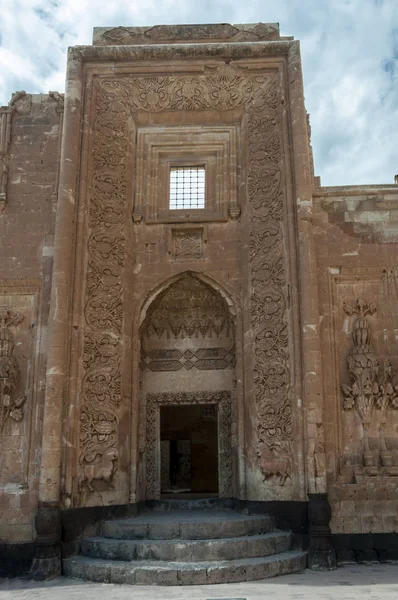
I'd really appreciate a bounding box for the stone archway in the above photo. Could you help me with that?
[139,272,236,499]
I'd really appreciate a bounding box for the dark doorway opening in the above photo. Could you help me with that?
[160,404,218,496]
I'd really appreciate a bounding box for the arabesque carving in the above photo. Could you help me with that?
[145,391,232,499]
[246,80,293,484]
[0,309,25,431]
[77,78,129,491]
[341,298,398,476]
[173,230,203,258]
[79,71,292,491]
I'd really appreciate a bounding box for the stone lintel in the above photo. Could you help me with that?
[92,22,281,46]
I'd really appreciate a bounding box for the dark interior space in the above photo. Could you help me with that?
[160,404,218,495]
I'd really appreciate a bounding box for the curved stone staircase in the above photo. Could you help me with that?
[63,502,307,585]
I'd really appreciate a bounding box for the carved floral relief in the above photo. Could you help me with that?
[341,298,398,479]
[0,309,25,431]
[78,80,130,492]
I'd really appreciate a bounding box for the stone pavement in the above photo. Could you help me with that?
[1,565,398,599]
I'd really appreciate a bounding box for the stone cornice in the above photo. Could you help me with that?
[313,184,398,198]
[68,40,292,69]
[92,23,282,46]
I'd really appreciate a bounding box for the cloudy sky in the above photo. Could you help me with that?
[0,0,397,186]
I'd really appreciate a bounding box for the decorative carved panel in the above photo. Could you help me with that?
[94,23,280,46]
[246,80,292,482]
[78,77,130,490]
[141,346,235,371]
[167,225,207,260]
[341,298,398,481]
[0,309,25,431]
[145,391,232,499]
[143,273,232,340]
[173,229,204,259]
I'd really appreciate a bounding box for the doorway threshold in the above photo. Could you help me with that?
[160,493,219,500]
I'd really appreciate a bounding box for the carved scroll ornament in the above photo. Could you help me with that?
[0,309,25,431]
[78,70,292,490]
[341,298,398,471]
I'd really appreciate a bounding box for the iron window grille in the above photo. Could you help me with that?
[169,166,205,210]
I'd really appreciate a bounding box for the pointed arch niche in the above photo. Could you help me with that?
[137,272,237,499]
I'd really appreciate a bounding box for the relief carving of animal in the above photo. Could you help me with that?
[257,441,292,486]
[78,449,118,493]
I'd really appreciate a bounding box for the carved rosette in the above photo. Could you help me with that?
[0,309,25,431]
[78,70,292,490]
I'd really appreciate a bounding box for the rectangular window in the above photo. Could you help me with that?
[169,166,205,210]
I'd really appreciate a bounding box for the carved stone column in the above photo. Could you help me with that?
[34,50,83,577]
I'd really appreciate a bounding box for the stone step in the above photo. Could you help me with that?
[145,498,236,512]
[102,510,274,540]
[63,550,307,585]
[81,531,291,562]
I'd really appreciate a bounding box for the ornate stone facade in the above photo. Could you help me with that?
[75,69,294,497]
[0,22,398,569]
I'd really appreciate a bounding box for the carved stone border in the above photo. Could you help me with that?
[145,390,232,499]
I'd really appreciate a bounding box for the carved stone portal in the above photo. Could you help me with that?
[145,391,232,499]
[0,309,25,431]
[78,69,293,492]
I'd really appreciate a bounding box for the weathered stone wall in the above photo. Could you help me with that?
[314,185,398,535]
[0,93,62,542]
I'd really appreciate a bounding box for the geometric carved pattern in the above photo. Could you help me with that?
[141,347,235,371]
[79,71,292,488]
[145,391,232,499]
[143,274,232,340]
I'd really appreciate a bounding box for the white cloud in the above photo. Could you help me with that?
[0,0,397,186]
